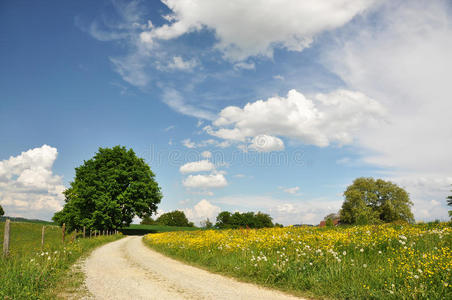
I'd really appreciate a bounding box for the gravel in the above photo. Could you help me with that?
[83,236,305,300]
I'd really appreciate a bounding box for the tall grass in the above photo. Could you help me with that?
[0,221,122,299]
[144,223,452,299]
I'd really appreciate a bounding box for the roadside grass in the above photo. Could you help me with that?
[121,223,199,235]
[144,223,452,300]
[0,221,122,299]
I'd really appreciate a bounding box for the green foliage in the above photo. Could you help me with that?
[325,218,334,227]
[0,221,122,298]
[215,211,274,229]
[53,146,162,231]
[0,204,4,217]
[340,177,414,224]
[140,216,156,225]
[156,210,194,227]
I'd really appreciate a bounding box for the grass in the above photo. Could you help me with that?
[144,223,452,300]
[0,220,122,299]
[120,223,199,235]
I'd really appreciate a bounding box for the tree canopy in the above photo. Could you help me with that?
[53,146,162,231]
[215,211,273,229]
[0,204,4,217]
[340,177,414,224]
[156,210,194,227]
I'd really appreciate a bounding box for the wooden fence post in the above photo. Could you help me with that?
[41,225,45,250]
[62,223,66,243]
[3,219,10,258]
[71,229,77,243]
[83,226,86,238]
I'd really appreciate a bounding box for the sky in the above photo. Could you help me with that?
[1,0,451,225]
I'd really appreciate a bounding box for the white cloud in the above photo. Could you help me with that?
[273,75,285,80]
[167,56,197,71]
[183,173,228,188]
[201,151,212,158]
[234,62,255,70]
[181,138,231,149]
[249,135,284,152]
[164,125,175,131]
[206,89,385,147]
[181,138,196,148]
[162,88,216,120]
[322,0,452,222]
[184,199,221,225]
[142,0,378,61]
[283,186,300,195]
[325,0,452,175]
[0,145,65,220]
[179,160,215,173]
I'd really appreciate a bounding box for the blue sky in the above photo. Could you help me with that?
[1,0,451,225]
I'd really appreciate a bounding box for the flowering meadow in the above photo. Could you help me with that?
[0,221,122,299]
[144,223,451,299]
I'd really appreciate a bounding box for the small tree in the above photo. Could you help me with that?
[53,146,162,231]
[0,204,4,217]
[340,177,414,224]
[200,218,213,229]
[156,210,193,227]
[447,184,452,219]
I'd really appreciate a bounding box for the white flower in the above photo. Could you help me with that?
[343,251,347,256]
[378,250,382,254]
[363,264,367,268]
[360,248,364,252]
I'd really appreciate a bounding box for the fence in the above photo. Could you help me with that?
[2,219,119,258]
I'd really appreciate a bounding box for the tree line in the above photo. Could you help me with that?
[141,210,279,229]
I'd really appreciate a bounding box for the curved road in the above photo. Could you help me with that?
[83,236,304,300]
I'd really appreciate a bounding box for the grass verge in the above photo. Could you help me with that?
[0,221,122,299]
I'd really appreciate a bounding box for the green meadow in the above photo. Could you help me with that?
[0,220,122,299]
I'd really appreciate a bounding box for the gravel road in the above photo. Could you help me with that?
[83,236,305,300]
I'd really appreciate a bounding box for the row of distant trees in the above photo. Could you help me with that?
[141,210,280,229]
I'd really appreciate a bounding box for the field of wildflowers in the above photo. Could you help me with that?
[144,222,451,299]
[0,221,122,299]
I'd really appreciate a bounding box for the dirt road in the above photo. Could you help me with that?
[83,236,305,300]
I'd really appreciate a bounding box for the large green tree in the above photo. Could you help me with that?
[156,210,193,227]
[340,177,414,224]
[53,146,162,231]
[0,204,4,217]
